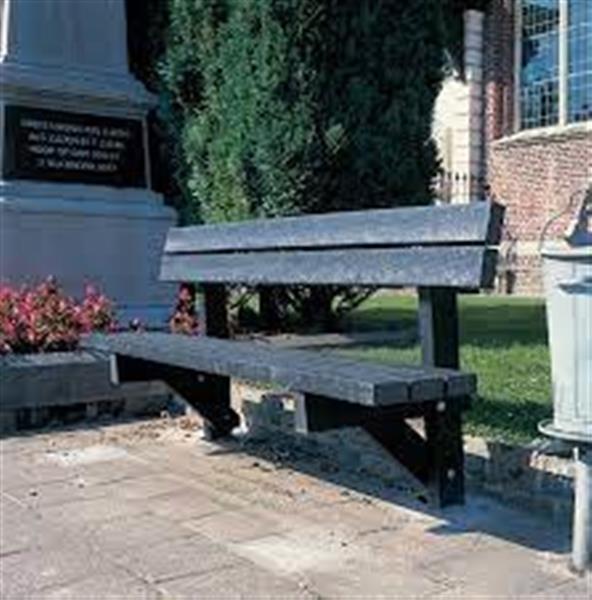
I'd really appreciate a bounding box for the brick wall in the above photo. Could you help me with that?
[483,0,592,295]
[490,133,591,294]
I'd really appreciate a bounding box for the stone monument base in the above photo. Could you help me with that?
[0,180,176,327]
[0,0,177,327]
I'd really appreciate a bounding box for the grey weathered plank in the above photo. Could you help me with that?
[81,333,476,406]
[160,246,496,289]
[164,202,503,253]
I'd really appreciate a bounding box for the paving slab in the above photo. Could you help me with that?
[1,417,590,600]
[37,493,151,526]
[529,577,592,599]
[4,474,113,510]
[111,534,244,584]
[157,562,314,600]
[302,563,447,599]
[0,456,38,490]
[426,543,585,598]
[83,512,196,553]
[0,542,107,598]
[41,570,160,600]
[183,506,290,544]
[146,488,230,522]
[0,496,60,557]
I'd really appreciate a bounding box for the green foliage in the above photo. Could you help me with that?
[319,1,450,211]
[126,0,169,92]
[344,294,551,444]
[160,0,311,222]
[159,0,456,223]
[126,0,184,207]
[127,0,489,221]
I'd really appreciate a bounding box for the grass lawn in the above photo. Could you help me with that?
[342,293,552,444]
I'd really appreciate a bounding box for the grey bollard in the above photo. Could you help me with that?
[572,447,592,573]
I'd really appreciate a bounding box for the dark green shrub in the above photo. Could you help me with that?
[160,0,452,221]
[127,0,488,220]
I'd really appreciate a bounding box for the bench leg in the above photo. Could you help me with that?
[418,287,459,370]
[424,404,465,507]
[202,284,230,338]
[188,373,240,441]
[115,356,240,440]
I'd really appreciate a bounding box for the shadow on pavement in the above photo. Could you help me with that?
[211,422,570,555]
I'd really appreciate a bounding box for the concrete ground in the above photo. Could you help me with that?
[1,417,590,599]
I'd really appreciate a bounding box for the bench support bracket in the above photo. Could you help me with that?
[364,405,465,508]
[114,355,240,440]
[296,394,467,507]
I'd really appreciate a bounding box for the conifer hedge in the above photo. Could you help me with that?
[129,0,487,222]
[158,0,447,222]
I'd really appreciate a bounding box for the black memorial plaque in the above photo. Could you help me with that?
[2,105,147,188]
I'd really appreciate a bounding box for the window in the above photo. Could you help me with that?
[520,0,560,129]
[568,0,592,122]
[518,0,592,129]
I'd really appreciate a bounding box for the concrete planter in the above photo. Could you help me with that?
[0,351,170,433]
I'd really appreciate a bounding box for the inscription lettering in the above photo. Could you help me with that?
[3,106,147,188]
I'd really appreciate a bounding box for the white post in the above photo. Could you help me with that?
[464,10,485,200]
[572,446,592,573]
[513,0,523,132]
[558,0,569,126]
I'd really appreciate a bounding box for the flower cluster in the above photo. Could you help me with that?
[0,278,115,354]
[169,283,199,335]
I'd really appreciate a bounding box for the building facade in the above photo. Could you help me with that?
[434,0,591,294]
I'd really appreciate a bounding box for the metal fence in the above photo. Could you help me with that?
[433,171,488,204]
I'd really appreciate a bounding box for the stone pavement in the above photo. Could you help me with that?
[1,417,590,599]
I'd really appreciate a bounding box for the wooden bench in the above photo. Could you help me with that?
[83,201,503,507]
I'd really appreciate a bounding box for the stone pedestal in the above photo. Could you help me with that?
[0,0,176,326]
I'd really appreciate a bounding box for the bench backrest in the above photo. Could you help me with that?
[161,202,504,290]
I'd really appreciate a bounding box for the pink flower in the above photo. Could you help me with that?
[0,277,116,354]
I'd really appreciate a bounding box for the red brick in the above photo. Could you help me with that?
[481,1,592,294]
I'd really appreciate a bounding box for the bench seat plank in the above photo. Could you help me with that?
[165,202,503,253]
[83,333,476,407]
[161,246,497,289]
